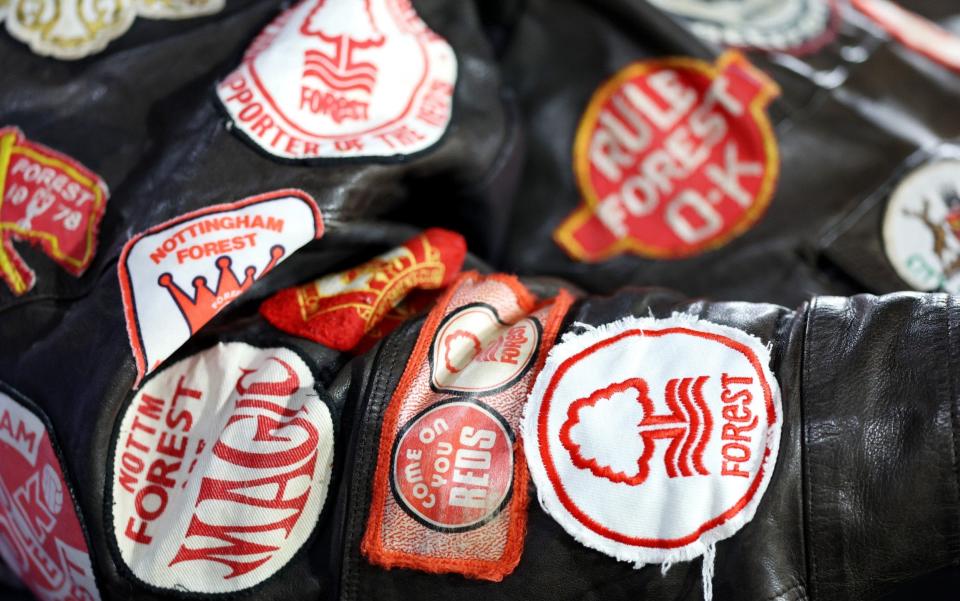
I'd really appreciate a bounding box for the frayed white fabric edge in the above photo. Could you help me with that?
[522,312,783,570]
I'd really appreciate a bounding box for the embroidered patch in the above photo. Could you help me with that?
[851,0,960,73]
[522,315,781,566]
[216,0,457,161]
[0,0,224,59]
[429,303,541,395]
[554,51,780,262]
[362,273,573,580]
[118,189,323,386]
[3,0,136,59]
[648,0,836,54]
[882,160,960,293]
[260,228,465,351]
[0,383,101,601]
[0,127,109,296]
[135,0,223,19]
[107,342,334,594]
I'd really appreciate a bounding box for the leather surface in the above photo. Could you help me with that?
[0,0,959,599]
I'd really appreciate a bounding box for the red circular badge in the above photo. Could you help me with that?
[391,400,514,532]
[556,51,779,262]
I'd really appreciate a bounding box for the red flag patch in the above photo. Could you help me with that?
[0,126,108,296]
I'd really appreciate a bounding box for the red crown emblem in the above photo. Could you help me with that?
[158,245,285,333]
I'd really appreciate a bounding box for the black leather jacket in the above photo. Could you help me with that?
[1,0,959,599]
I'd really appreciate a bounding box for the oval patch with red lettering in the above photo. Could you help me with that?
[216,0,457,161]
[107,342,334,594]
[522,315,781,565]
[391,399,514,532]
[555,51,779,262]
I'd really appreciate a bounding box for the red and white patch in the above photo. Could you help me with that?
[430,304,541,395]
[391,400,514,532]
[0,126,109,296]
[118,190,323,385]
[260,228,465,351]
[554,51,780,262]
[108,342,334,594]
[0,384,100,601]
[216,0,457,161]
[522,315,781,565]
[851,0,960,73]
[362,273,573,581]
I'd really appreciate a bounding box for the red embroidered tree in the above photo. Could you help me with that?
[560,377,711,486]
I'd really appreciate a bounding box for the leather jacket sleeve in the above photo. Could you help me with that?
[332,286,960,601]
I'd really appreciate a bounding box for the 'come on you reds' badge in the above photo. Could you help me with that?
[217,0,457,161]
[555,51,780,262]
[523,315,782,566]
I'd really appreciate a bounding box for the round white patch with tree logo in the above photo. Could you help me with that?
[522,315,781,565]
[883,160,960,294]
[109,342,334,594]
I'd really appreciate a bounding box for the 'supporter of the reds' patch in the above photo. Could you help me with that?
[260,227,465,351]
[216,0,457,161]
[555,51,780,262]
[522,315,782,566]
[107,342,335,594]
[0,126,109,296]
[118,189,323,385]
[0,383,101,601]
[361,273,573,580]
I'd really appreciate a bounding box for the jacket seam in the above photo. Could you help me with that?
[342,330,405,601]
[944,295,960,561]
[800,297,818,600]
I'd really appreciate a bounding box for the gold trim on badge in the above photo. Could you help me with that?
[554,51,780,263]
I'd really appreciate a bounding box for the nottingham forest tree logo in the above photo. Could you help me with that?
[300,0,385,124]
[217,0,457,161]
